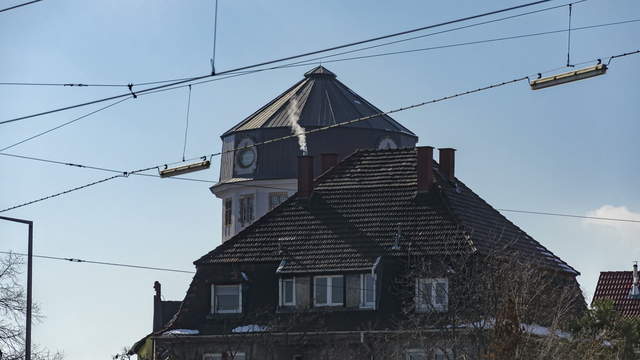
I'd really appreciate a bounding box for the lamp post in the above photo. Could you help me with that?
[0,216,33,360]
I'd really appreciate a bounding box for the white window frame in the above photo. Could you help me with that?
[223,198,233,237]
[279,277,296,306]
[415,278,448,312]
[313,275,344,307]
[405,349,426,360]
[203,352,246,360]
[238,194,255,227]
[360,273,376,309]
[211,284,242,314]
[268,192,289,210]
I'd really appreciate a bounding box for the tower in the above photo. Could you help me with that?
[210,66,418,242]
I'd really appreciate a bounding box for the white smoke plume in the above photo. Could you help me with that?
[286,97,307,155]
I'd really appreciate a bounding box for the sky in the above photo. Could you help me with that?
[0,0,638,358]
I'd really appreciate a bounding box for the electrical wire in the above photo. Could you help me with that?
[2,48,638,214]
[0,98,130,152]
[497,209,640,223]
[0,0,42,13]
[211,0,219,75]
[0,0,557,125]
[0,250,195,274]
[0,0,585,90]
[182,86,192,161]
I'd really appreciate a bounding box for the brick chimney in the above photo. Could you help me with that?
[320,153,338,174]
[298,155,314,198]
[153,281,162,331]
[439,148,456,181]
[416,146,434,193]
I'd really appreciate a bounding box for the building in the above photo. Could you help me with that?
[592,263,640,318]
[131,146,582,360]
[210,66,417,242]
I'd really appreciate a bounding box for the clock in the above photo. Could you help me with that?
[377,136,398,150]
[238,148,256,168]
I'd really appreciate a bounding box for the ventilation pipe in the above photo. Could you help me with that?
[439,148,456,182]
[320,153,338,174]
[416,146,434,193]
[298,155,314,199]
[630,262,640,299]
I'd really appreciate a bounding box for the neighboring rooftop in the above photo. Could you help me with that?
[222,65,416,137]
[197,148,577,275]
[593,271,640,318]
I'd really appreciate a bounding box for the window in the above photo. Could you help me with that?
[203,352,246,360]
[405,350,426,360]
[404,349,451,360]
[314,275,343,306]
[211,284,242,314]
[239,195,254,227]
[415,278,448,312]
[279,277,295,306]
[269,192,289,210]
[360,273,376,308]
[224,198,232,236]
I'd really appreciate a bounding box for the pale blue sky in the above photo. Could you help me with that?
[1,0,638,358]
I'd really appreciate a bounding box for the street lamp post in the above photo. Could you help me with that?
[0,216,33,360]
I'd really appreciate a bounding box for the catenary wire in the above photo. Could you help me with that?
[497,209,640,223]
[0,250,195,274]
[2,48,639,213]
[0,0,585,89]
[0,0,42,13]
[0,98,130,152]
[0,0,558,125]
[1,18,634,154]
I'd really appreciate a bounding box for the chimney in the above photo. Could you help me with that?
[320,153,338,174]
[298,155,314,198]
[153,281,162,331]
[630,262,640,299]
[416,146,434,193]
[439,148,456,182]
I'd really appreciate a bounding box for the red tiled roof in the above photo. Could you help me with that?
[593,271,640,318]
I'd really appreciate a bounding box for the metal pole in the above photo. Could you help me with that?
[0,216,33,360]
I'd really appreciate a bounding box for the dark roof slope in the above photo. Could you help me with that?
[222,66,416,137]
[593,271,640,317]
[196,148,577,275]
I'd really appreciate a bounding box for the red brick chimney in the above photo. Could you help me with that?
[320,153,338,174]
[416,146,434,193]
[439,148,456,181]
[298,155,314,198]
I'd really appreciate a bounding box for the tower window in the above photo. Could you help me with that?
[269,192,289,210]
[239,195,255,227]
[224,198,232,236]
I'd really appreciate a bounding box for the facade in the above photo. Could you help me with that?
[131,147,582,360]
[592,263,640,318]
[210,66,417,242]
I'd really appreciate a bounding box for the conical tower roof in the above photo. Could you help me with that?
[222,66,416,137]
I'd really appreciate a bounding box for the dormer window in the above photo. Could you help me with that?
[314,275,343,306]
[279,277,296,306]
[211,284,242,314]
[415,278,448,312]
[360,273,376,309]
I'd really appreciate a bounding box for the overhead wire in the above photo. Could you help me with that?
[0,250,195,274]
[0,0,586,90]
[0,0,559,125]
[1,49,638,214]
[497,209,640,223]
[182,85,192,161]
[0,0,42,13]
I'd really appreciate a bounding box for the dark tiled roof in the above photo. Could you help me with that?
[222,66,416,137]
[160,300,181,327]
[196,148,577,275]
[593,271,640,317]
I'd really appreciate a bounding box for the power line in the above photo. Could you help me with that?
[0,0,584,90]
[497,209,640,223]
[0,250,195,274]
[182,86,192,161]
[2,48,638,213]
[0,0,42,14]
[0,98,130,152]
[0,0,556,125]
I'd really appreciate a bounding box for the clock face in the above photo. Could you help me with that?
[238,148,256,168]
[377,137,398,150]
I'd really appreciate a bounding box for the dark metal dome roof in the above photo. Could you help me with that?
[222,66,416,137]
